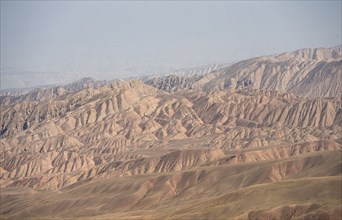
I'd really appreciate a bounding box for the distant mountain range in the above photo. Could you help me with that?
[2,46,341,106]
[0,77,108,105]
[146,46,342,97]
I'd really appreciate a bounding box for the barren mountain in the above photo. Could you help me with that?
[146,47,342,98]
[1,47,341,219]
[0,77,108,106]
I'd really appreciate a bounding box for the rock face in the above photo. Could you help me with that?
[146,47,342,98]
[145,74,203,92]
[0,47,342,220]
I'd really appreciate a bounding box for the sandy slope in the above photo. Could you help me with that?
[1,151,341,219]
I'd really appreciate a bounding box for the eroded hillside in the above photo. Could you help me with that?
[0,74,341,219]
[146,47,342,98]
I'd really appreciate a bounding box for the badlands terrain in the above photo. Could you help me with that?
[0,47,341,219]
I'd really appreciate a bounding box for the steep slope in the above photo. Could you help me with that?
[0,80,340,192]
[146,47,342,98]
[145,74,203,92]
[203,47,342,98]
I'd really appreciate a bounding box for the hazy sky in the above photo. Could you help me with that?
[1,1,341,89]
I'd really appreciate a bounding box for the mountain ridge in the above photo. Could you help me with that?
[146,46,342,98]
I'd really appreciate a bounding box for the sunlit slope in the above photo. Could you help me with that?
[1,150,340,219]
[147,47,342,98]
[0,59,341,219]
